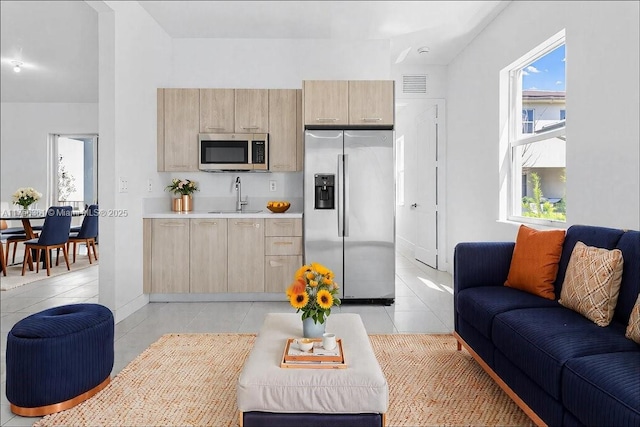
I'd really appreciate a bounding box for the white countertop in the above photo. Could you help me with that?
[143,210,302,219]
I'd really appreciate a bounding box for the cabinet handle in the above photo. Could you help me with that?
[273,241,293,245]
[240,126,259,130]
[206,126,224,130]
[274,221,292,226]
[235,221,260,228]
[269,260,284,267]
[315,118,339,122]
[160,222,186,227]
[199,221,218,226]
[361,117,383,122]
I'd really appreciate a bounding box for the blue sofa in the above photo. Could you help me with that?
[454,225,640,426]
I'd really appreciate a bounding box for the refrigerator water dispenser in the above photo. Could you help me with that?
[314,174,335,209]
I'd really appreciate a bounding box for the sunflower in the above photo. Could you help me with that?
[295,264,312,279]
[311,262,330,276]
[322,277,333,286]
[290,291,309,309]
[316,289,333,310]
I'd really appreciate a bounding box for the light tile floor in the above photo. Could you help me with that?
[0,251,453,426]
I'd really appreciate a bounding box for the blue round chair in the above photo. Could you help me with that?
[6,303,114,416]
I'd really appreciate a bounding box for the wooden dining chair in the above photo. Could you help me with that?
[67,204,99,263]
[0,238,6,276]
[21,206,72,277]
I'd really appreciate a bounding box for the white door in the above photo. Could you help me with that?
[414,103,439,268]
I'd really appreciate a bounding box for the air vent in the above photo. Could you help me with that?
[402,74,427,94]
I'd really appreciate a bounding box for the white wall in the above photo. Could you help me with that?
[446,1,639,264]
[0,103,98,206]
[95,1,172,322]
[170,38,391,88]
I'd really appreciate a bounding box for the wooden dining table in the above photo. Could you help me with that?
[1,209,85,239]
[1,209,84,268]
[1,210,47,240]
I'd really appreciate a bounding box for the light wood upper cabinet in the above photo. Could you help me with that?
[348,80,394,126]
[159,88,199,172]
[190,219,228,293]
[303,80,349,126]
[268,89,301,172]
[228,218,265,292]
[148,219,190,293]
[200,89,235,133]
[235,89,269,133]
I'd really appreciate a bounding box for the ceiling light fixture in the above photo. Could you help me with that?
[11,60,23,73]
[417,46,430,54]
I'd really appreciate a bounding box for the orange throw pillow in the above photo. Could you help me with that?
[505,225,566,300]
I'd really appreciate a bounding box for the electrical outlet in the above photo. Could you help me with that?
[147,179,153,192]
[119,177,128,193]
[269,180,277,192]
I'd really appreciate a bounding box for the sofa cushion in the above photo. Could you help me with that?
[492,307,639,400]
[614,230,640,325]
[505,225,565,300]
[559,242,624,326]
[457,286,559,339]
[555,225,625,295]
[563,352,640,427]
[626,295,640,344]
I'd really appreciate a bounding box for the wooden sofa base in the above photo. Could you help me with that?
[454,332,547,427]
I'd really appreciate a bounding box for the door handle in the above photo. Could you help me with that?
[411,203,418,208]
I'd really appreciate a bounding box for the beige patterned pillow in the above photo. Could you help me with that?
[559,241,624,326]
[626,294,640,344]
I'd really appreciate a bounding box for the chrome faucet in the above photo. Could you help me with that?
[235,177,248,212]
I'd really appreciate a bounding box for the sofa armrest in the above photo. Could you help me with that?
[454,242,515,293]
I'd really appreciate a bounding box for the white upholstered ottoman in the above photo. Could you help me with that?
[237,313,388,427]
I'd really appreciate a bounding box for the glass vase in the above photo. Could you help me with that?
[302,316,326,338]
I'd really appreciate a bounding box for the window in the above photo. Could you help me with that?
[522,109,535,134]
[506,31,566,224]
[48,134,98,210]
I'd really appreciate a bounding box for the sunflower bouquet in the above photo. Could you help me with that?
[286,262,341,324]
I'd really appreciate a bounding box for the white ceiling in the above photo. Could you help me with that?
[0,0,509,103]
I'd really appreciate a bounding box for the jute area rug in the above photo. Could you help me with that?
[0,255,97,291]
[35,334,533,427]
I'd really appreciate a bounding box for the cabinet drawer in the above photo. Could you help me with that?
[265,218,302,236]
[265,255,303,293]
[265,237,302,256]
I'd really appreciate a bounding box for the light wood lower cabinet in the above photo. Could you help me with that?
[145,219,190,293]
[144,217,301,294]
[264,218,303,293]
[265,255,303,293]
[190,219,228,293]
[228,219,265,292]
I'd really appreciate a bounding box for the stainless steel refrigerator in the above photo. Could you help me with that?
[304,130,395,305]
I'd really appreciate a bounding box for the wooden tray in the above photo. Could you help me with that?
[280,338,347,369]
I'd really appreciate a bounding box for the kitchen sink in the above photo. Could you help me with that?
[208,209,263,214]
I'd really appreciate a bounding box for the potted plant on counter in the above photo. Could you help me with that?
[165,178,199,212]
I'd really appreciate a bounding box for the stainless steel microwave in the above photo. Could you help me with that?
[198,133,269,171]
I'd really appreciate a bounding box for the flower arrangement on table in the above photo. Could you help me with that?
[12,187,42,210]
[165,178,199,196]
[286,262,341,325]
